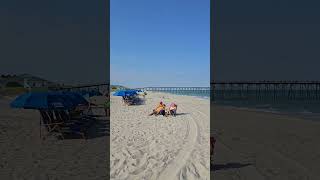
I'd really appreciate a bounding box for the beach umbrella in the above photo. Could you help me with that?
[89,90,102,97]
[77,90,102,97]
[113,90,137,97]
[60,91,88,105]
[10,92,75,109]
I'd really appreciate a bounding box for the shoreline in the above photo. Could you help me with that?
[145,91,320,121]
[212,103,320,122]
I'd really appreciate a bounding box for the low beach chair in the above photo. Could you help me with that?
[39,110,65,140]
[55,109,96,139]
[127,95,141,105]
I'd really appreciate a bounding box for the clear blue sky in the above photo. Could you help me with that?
[110,0,210,88]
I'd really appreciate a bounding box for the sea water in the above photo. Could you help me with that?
[152,89,320,120]
[212,90,320,120]
[151,89,210,99]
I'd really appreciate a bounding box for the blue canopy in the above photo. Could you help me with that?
[60,91,89,106]
[10,92,81,110]
[77,90,102,97]
[113,90,138,97]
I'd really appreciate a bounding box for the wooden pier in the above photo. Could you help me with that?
[56,83,110,94]
[211,81,320,102]
[143,87,210,96]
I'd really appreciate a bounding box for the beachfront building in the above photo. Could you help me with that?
[0,74,57,90]
[21,74,49,89]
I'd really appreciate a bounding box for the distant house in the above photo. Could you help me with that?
[0,74,57,90]
[20,74,51,89]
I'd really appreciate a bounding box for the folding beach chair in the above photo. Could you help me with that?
[126,95,140,105]
[55,109,96,140]
[39,110,65,140]
[61,121,87,139]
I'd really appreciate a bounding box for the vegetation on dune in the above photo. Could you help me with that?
[0,87,28,97]
[6,81,23,87]
[111,85,127,91]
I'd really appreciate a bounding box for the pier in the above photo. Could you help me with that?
[143,87,210,96]
[56,83,110,94]
[211,81,320,102]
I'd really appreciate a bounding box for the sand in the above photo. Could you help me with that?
[212,105,320,180]
[110,92,210,180]
[0,96,109,180]
[3,91,319,180]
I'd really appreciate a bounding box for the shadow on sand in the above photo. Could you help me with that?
[211,163,252,171]
[175,112,189,116]
[86,118,109,139]
[61,117,109,140]
[126,98,146,106]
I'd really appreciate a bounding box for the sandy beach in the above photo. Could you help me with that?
[212,105,320,180]
[110,92,210,180]
[0,95,109,180]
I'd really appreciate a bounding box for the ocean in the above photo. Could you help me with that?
[212,90,320,120]
[150,89,320,120]
[149,89,210,99]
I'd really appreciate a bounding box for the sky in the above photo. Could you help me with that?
[212,0,320,81]
[110,0,210,88]
[0,0,108,85]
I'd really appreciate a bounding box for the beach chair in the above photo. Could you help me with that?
[122,96,130,105]
[39,110,65,140]
[71,104,91,116]
[61,122,87,139]
[55,110,96,139]
[127,95,141,105]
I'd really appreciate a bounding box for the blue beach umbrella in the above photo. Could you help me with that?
[90,91,102,97]
[60,91,89,105]
[10,92,76,109]
[77,90,102,97]
[113,90,138,97]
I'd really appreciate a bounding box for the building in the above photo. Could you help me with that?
[22,74,48,89]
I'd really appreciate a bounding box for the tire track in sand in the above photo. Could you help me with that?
[157,105,199,180]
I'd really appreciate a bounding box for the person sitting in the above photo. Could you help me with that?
[169,103,178,116]
[149,101,166,116]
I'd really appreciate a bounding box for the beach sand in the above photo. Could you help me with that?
[110,92,210,180]
[212,105,320,180]
[0,96,109,180]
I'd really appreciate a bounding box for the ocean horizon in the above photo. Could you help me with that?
[146,88,320,120]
